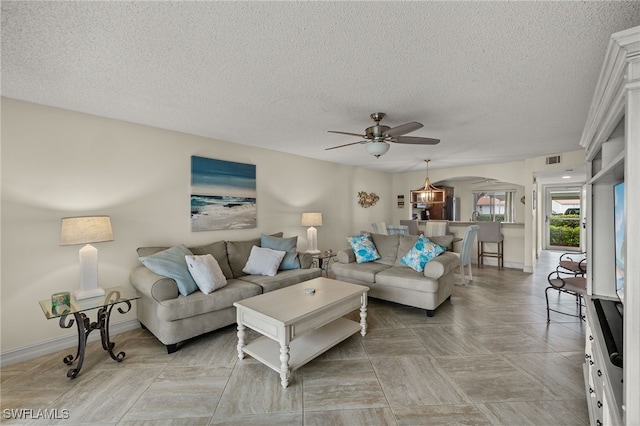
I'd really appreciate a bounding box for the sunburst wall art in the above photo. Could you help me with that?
[191,156,257,231]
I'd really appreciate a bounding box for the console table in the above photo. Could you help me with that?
[39,286,139,379]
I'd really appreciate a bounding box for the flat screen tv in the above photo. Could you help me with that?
[614,181,625,305]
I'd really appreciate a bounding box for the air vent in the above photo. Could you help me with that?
[545,155,561,165]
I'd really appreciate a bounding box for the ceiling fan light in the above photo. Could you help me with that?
[366,142,390,158]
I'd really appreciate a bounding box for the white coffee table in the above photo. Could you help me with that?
[233,277,369,388]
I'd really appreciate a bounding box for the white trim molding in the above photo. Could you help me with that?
[0,319,140,368]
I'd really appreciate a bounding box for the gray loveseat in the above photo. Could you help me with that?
[130,235,321,353]
[331,233,459,316]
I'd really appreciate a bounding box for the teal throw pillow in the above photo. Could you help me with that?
[401,235,445,272]
[139,244,199,296]
[346,233,381,263]
[261,234,300,270]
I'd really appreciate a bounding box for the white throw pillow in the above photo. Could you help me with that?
[242,246,286,277]
[185,254,228,294]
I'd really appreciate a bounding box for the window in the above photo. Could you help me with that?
[472,190,516,222]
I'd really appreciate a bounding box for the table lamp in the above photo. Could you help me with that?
[301,212,322,254]
[60,215,114,300]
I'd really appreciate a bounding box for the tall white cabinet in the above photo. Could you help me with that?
[580,26,639,425]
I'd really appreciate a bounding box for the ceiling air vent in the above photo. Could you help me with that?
[545,155,561,165]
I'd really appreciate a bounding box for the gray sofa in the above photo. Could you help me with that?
[130,236,321,353]
[331,233,459,316]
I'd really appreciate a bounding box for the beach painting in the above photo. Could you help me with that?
[191,156,257,231]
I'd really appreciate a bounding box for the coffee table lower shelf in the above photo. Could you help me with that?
[241,317,360,373]
[234,278,369,388]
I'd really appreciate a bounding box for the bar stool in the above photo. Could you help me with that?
[477,222,504,269]
[399,220,420,235]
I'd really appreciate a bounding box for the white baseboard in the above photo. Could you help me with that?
[0,319,141,368]
[472,259,525,271]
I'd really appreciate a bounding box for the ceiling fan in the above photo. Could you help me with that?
[326,112,440,158]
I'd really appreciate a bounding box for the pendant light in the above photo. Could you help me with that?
[417,160,442,203]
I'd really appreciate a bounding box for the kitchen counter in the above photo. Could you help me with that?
[445,221,525,270]
[448,221,524,227]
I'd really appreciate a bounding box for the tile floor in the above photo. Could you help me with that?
[1,251,589,425]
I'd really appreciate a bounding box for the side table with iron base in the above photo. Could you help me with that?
[312,250,337,276]
[39,286,139,379]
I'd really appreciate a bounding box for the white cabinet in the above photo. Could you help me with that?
[580,26,640,426]
[584,296,624,425]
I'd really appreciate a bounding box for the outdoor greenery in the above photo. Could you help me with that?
[476,213,581,247]
[550,214,580,247]
[477,214,505,222]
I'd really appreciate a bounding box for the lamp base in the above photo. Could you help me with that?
[75,287,105,301]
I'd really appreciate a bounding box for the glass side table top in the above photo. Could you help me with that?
[313,250,336,260]
[39,286,139,319]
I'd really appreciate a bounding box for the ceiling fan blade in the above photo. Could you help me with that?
[393,136,440,145]
[325,140,367,150]
[328,130,367,138]
[383,122,423,137]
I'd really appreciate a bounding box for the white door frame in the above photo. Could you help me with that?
[543,185,582,251]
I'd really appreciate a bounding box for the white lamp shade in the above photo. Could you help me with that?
[301,212,323,227]
[61,216,113,246]
[366,142,390,157]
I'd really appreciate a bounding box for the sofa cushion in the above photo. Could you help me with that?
[395,234,420,266]
[242,246,286,276]
[370,233,400,266]
[261,234,300,270]
[156,280,261,322]
[239,268,322,293]
[139,244,199,296]
[185,254,228,294]
[401,235,445,272]
[227,233,283,278]
[346,233,381,263]
[331,261,391,282]
[190,240,233,279]
[375,266,440,293]
[227,238,260,278]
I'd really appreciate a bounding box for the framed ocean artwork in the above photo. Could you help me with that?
[191,156,257,231]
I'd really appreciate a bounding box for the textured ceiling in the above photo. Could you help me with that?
[2,1,639,173]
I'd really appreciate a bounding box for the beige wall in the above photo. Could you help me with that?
[391,151,586,272]
[0,98,393,355]
[0,97,586,359]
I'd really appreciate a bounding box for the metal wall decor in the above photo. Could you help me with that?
[357,191,379,208]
